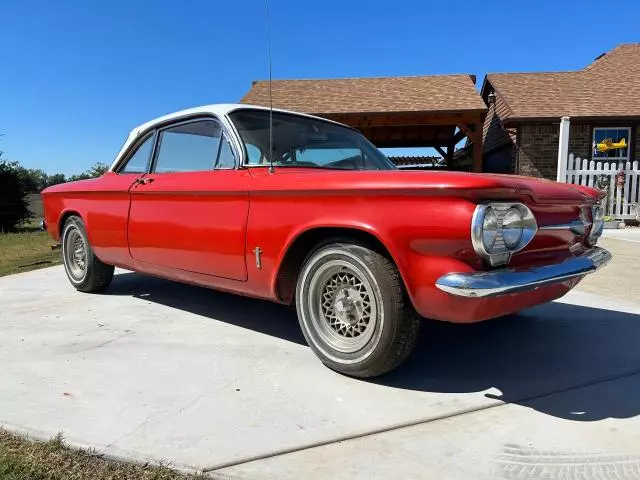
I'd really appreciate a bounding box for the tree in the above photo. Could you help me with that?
[46,173,67,186]
[68,162,109,182]
[0,158,108,214]
[67,172,88,182]
[87,162,109,177]
[13,165,49,192]
[0,160,33,231]
[27,168,50,191]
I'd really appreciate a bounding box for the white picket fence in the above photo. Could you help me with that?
[561,154,640,218]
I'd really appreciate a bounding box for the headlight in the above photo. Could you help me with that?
[482,209,499,250]
[588,204,604,246]
[592,205,604,222]
[471,203,538,266]
[502,208,524,249]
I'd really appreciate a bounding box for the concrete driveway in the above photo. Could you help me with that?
[1,233,639,479]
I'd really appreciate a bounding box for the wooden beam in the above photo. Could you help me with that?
[456,123,476,139]
[471,123,483,173]
[328,112,485,128]
[361,126,459,147]
[372,139,457,149]
[433,146,447,158]
[453,122,484,172]
[453,129,466,144]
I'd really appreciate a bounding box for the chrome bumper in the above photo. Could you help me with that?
[435,247,612,298]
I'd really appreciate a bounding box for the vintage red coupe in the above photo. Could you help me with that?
[42,104,611,377]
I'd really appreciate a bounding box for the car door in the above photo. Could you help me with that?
[80,132,156,267]
[127,117,250,281]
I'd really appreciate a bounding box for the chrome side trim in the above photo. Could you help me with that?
[539,220,586,235]
[435,247,612,298]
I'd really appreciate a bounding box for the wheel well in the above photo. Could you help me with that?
[275,227,394,304]
[58,211,81,237]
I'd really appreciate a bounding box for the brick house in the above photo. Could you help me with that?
[481,44,640,179]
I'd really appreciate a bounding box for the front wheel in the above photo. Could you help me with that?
[296,243,420,378]
[61,215,114,293]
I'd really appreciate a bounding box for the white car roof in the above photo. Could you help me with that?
[130,103,348,137]
[110,103,349,171]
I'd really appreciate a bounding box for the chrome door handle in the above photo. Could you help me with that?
[136,178,154,185]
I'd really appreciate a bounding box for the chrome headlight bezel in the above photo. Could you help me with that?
[471,203,538,266]
[587,204,604,246]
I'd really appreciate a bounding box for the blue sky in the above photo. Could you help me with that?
[2,0,639,175]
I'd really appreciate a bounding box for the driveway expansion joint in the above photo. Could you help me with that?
[204,367,640,472]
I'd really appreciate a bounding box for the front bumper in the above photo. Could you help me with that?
[435,247,612,298]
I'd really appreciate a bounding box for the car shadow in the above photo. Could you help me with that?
[375,303,640,421]
[107,271,305,345]
[107,272,640,422]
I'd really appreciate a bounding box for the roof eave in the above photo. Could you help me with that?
[503,114,640,126]
[479,76,492,103]
[313,107,488,117]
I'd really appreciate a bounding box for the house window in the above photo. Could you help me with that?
[592,127,631,160]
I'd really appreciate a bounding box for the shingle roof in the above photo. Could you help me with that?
[485,44,640,122]
[240,75,486,115]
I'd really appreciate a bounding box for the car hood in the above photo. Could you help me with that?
[251,168,602,205]
[41,177,101,194]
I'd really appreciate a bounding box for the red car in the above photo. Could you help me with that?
[42,104,611,378]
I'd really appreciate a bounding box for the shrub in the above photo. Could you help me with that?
[0,161,33,232]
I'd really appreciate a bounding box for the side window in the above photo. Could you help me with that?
[216,135,236,169]
[294,146,363,167]
[119,135,154,174]
[246,143,264,165]
[154,120,221,173]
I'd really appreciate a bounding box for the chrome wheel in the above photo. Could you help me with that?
[308,259,378,354]
[64,227,87,281]
[61,216,114,292]
[296,244,420,378]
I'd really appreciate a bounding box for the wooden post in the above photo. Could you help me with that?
[446,141,455,166]
[457,122,483,172]
[472,125,483,173]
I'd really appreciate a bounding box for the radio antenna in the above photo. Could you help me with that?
[264,0,275,174]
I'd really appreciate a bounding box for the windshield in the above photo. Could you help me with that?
[229,109,396,170]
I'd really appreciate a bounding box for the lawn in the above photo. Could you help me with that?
[0,430,208,480]
[0,226,62,277]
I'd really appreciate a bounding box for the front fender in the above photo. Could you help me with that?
[247,191,478,312]
[271,220,396,298]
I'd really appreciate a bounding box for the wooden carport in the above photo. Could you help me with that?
[240,75,487,171]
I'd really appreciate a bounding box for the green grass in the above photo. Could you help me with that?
[0,225,62,277]
[0,430,209,480]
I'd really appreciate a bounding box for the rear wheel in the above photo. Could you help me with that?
[296,243,420,378]
[62,216,114,292]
